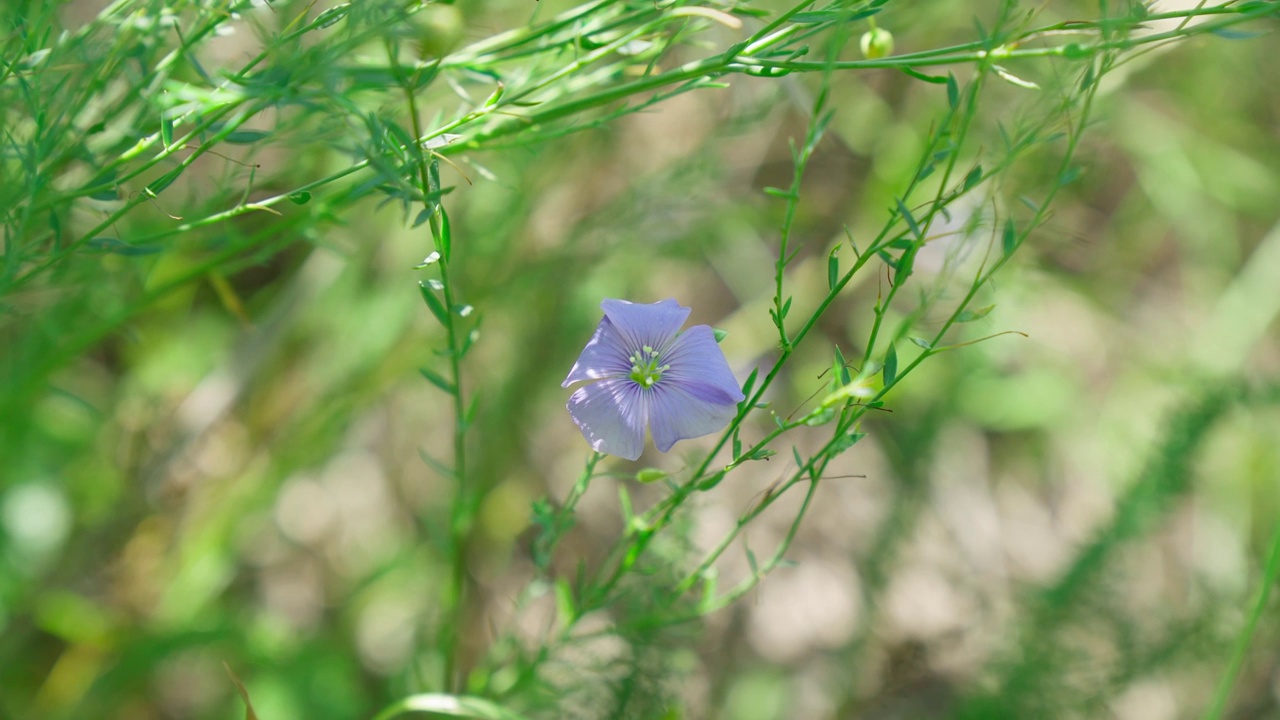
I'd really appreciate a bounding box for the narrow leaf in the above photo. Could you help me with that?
[963,165,983,191]
[994,65,1040,90]
[147,167,184,195]
[827,247,839,291]
[436,205,453,262]
[883,342,898,386]
[418,281,450,324]
[313,3,350,30]
[740,367,758,401]
[900,66,948,84]
[418,449,456,479]
[224,129,270,145]
[1002,217,1017,257]
[895,197,922,240]
[419,367,454,393]
[946,73,959,109]
[833,345,851,385]
[956,304,995,323]
[86,237,162,256]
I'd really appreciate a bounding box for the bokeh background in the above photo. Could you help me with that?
[2,1,1279,718]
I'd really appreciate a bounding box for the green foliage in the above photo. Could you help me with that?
[2,1,1279,719]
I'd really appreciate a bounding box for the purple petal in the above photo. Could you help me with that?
[563,317,633,388]
[566,378,649,461]
[661,325,746,406]
[647,382,741,453]
[601,298,690,353]
[647,325,744,452]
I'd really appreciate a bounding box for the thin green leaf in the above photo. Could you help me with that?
[312,3,351,30]
[418,282,450,324]
[435,205,453,262]
[883,342,898,386]
[419,367,454,393]
[833,345,852,385]
[418,449,455,479]
[900,66,948,84]
[147,167,184,195]
[224,129,270,145]
[895,197,922,240]
[1002,217,1017,257]
[963,165,983,191]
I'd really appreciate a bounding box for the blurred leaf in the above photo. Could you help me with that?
[373,694,530,720]
[224,664,259,720]
[994,65,1039,90]
[419,367,455,393]
[956,304,995,323]
[223,129,271,144]
[312,3,350,30]
[900,66,948,84]
[86,237,162,255]
[1002,217,1017,257]
[963,165,983,191]
[832,431,865,454]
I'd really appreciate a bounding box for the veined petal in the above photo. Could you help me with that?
[647,382,741,453]
[566,378,649,461]
[601,298,690,353]
[660,325,746,405]
[562,317,633,388]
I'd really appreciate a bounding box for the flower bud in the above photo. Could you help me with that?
[859,27,894,59]
[415,4,463,59]
[635,468,668,484]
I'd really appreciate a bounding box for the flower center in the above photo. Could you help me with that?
[628,345,669,389]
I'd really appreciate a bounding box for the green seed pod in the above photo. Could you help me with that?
[859,27,894,59]
[415,4,464,59]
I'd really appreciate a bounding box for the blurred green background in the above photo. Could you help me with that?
[2,1,1279,719]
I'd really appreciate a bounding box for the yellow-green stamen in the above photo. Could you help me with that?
[628,345,669,388]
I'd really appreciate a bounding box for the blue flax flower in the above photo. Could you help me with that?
[563,299,746,460]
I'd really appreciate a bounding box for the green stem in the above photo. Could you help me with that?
[402,64,470,694]
[1202,521,1280,720]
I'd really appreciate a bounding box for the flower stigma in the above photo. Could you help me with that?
[628,345,669,388]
